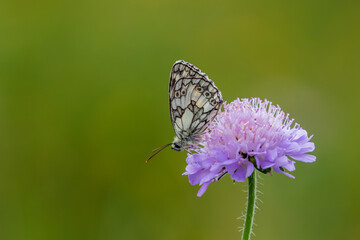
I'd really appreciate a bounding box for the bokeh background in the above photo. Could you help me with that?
[0,0,359,239]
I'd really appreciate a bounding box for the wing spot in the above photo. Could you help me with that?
[204,91,211,98]
[181,89,186,96]
[210,98,217,106]
[175,91,181,98]
[196,86,204,92]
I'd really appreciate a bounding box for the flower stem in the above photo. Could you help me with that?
[242,171,256,240]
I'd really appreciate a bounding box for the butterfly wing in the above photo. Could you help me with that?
[169,60,223,141]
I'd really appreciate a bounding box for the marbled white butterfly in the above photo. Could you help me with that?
[146,60,223,162]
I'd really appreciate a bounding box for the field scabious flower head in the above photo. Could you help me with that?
[184,98,316,197]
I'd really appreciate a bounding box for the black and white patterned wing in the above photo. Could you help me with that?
[169,60,223,139]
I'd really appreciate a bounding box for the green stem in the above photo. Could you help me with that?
[241,171,256,240]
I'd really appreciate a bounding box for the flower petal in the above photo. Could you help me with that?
[197,181,211,197]
[289,154,316,163]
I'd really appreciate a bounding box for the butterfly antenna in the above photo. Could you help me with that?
[146,143,172,163]
[151,144,169,152]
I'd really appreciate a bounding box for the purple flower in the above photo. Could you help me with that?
[184,98,316,197]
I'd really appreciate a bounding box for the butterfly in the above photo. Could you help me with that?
[146,60,223,162]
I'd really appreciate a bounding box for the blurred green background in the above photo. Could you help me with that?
[0,0,359,239]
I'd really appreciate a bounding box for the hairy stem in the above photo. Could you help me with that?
[242,171,256,240]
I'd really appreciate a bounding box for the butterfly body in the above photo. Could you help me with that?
[146,60,223,162]
[171,135,201,151]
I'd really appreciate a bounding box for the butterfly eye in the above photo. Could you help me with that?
[171,143,182,151]
[181,89,187,96]
[204,91,211,98]
[175,91,181,98]
[196,86,203,92]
